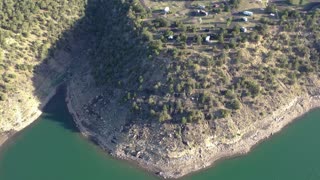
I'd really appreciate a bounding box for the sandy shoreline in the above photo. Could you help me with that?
[65,82,320,179]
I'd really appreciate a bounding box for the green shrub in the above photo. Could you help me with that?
[0,93,6,101]
[153,17,170,27]
[217,109,230,118]
[181,117,187,124]
[159,107,172,122]
[188,110,204,122]
[227,99,241,110]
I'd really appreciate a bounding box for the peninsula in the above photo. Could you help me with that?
[1,0,320,178]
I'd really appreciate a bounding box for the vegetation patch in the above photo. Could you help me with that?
[85,0,320,127]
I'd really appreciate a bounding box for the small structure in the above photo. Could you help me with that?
[241,17,248,22]
[243,11,253,16]
[240,27,247,33]
[205,35,214,43]
[197,10,208,16]
[168,35,174,40]
[205,36,211,42]
[164,7,170,14]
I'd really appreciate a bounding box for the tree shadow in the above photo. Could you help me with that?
[304,2,320,11]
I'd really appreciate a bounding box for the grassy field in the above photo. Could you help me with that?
[0,0,86,130]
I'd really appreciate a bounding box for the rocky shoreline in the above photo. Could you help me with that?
[0,133,10,147]
[0,87,59,148]
[2,43,320,178]
[0,41,76,148]
[65,72,320,179]
[1,79,319,179]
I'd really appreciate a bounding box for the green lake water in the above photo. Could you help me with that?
[1,90,320,180]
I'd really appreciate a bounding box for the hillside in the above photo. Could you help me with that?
[1,0,320,178]
[0,0,86,137]
[77,0,320,127]
[67,0,320,178]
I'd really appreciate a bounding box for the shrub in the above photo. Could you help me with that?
[159,106,172,122]
[217,109,230,118]
[188,110,204,122]
[194,34,202,45]
[150,40,163,54]
[153,17,170,27]
[0,93,6,101]
[227,99,241,110]
[265,4,277,13]
[141,28,153,41]
[241,79,261,98]
[181,117,187,124]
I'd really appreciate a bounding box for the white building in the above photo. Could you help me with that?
[240,27,247,33]
[243,11,253,16]
[197,10,208,16]
[241,17,248,22]
[205,36,211,42]
[164,7,170,14]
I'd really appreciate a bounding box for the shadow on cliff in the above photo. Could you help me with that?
[30,0,98,132]
[31,0,148,132]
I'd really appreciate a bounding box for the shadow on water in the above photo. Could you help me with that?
[42,86,79,133]
[29,0,96,132]
[30,0,148,131]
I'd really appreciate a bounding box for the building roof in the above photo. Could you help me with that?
[243,11,253,16]
[242,17,248,21]
[205,36,211,42]
[240,27,247,32]
[199,10,208,16]
[164,7,170,13]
